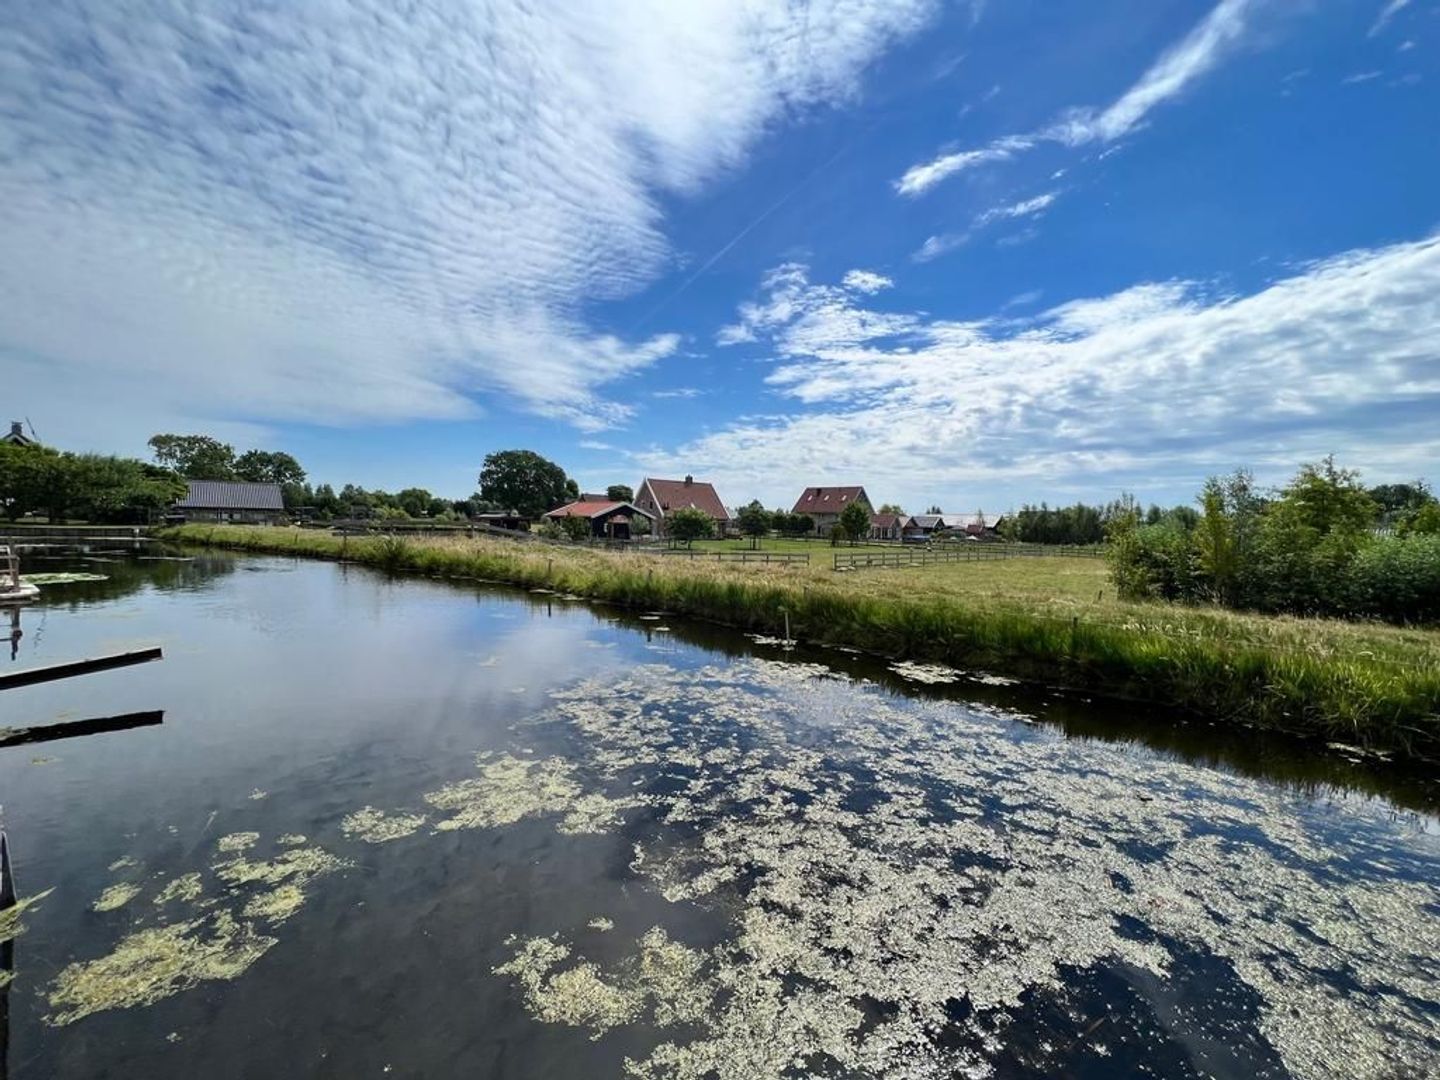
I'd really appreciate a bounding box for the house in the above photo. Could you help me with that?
[634,476,731,537]
[902,513,948,541]
[869,512,905,541]
[171,480,285,525]
[544,500,655,540]
[472,512,530,532]
[948,512,1006,538]
[791,486,872,535]
[2,421,36,448]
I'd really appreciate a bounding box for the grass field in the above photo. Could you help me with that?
[160,525,1440,760]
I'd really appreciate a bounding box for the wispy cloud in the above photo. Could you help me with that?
[1342,71,1385,85]
[1369,0,1412,37]
[913,191,1060,261]
[669,236,1440,506]
[0,0,937,451]
[651,387,705,399]
[897,0,1260,196]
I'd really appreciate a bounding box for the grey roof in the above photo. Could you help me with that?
[175,480,284,511]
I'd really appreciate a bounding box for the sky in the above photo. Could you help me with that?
[2,0,1437,512]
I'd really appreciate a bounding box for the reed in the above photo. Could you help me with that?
[160,525,1440,760]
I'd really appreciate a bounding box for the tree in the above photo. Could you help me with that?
[1368,482,1432,521]
[558,514,592,542]
[667,507,714,546]
[839,500,871,545]
[234,449,306,487]
[736,500,772,547]
[565,478,581,502]
[148,434,236,479]
[606,484,634,503]
[396,487,433,518]
[925,504,943,515]
[0,442,62,520]
[877,503,905,516]
[478,450,571,519]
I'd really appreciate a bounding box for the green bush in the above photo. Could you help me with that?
[1348,535,1440,622]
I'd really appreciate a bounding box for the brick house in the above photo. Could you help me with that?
[791,486,872,535]
[634,476,731,538]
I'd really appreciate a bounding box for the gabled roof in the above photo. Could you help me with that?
[639,478,730,521]
[792,486,869,514]
[948,512,1005,530]
[545,500,654,520]
[175,480,284,511]
[3,422,36,447]
[870,512,904,529]
[906,514,946,530]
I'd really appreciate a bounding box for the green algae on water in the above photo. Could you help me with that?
[276,834,307,846]
[92,882,142,912]
[153,873,204,907]
[341,806,427,844]
[46,912,277,1026]
[0,888,54,944]
[215,831,260,853]
[213,846,349,889]
[423,752,636,835]
[242,884,307,924]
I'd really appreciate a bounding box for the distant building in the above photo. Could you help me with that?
[902,513,947,541]
[948,512,1006,538]
[3,421,36,448]
[171,480,285,525]
[544,500,655,540]
[791,486,872,535]
[634,476,731,537]
[869,512,905,541]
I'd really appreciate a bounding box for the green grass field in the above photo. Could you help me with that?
[160,525,1440,760]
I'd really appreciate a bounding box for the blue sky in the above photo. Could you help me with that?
[2,0,1437,512]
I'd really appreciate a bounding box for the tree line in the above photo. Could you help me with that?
[1108,458,1440,623]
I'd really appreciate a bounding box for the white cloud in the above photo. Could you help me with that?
[975,191,1060,227]
[894,137,1034,196]
[651,387,705,399]
[841,269,895,294]
[0,0,937,452]
[898,0,1260,196]
[1369,0,1411,37]
[650,237,1440,507]
[913,233,970,263]
[1342,71,1385,85]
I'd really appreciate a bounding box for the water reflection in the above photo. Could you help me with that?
[0,552,1433,1079]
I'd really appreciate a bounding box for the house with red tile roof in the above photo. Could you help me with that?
[791,485,872,535]
[634,476,730,537]
[869,511,905,540]
[544,499,655,540]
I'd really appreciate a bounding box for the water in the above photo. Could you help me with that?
[1,551,1437,1079]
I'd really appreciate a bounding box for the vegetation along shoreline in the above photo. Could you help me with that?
[159,524,1440,764]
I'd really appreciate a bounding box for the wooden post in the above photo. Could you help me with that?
[0,647,163,692]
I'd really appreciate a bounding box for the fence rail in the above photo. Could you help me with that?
[659,550,811,564]
[834,543,1106,571]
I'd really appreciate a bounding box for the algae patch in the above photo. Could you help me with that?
[423,753,635,835]
[215,832,260,853]
[341,806,426,844]
[0,888,55,944]
[153,873,203,906]
[242,884,307,924]
[92,882,142,912]
[47,912,277,1026]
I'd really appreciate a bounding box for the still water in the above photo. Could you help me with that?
[0,551,1437,1079]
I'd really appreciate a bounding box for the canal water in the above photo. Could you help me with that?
[0,551,1436,1079]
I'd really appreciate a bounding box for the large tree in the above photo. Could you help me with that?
[478,450,572,519]
[736,500,772,547]
[606,484,634,503]
[234,449,306,487]
[148,434,237,479]
[666,506,714,546]
[839,500,871,545]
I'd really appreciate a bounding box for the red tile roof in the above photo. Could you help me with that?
[546,500,656,520]
[870,512,904,529]
[792,486,870,514]
[639,478,730,521]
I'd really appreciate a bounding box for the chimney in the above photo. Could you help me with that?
[9,422,21,439]
[684,475,693,486]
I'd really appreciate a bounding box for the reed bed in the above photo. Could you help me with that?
[160,525,1440,760]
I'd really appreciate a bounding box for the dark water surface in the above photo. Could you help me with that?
[1,551,1437,1079]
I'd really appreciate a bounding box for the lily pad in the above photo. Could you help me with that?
[21,572,110,586]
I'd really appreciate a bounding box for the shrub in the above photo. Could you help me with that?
[1348,535,1440,622]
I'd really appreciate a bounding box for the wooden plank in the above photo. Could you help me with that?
[0,647,162,691]
[0,710,164,748]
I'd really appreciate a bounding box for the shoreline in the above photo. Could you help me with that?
[157,524,1440,762]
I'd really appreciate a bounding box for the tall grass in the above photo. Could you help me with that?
[160,525,1440,760]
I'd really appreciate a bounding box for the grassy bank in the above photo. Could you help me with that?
[160,525,1440,760]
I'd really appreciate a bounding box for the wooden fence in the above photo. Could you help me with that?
[659,550,810,565]
[834,543,1106,572]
